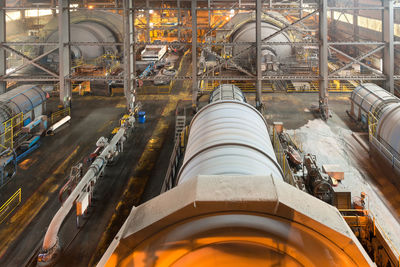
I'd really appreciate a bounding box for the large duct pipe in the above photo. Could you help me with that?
[41,127,125,253]
[38,114,134,265]
[177,84,283,185]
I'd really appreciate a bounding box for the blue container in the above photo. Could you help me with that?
[138,111,146,123]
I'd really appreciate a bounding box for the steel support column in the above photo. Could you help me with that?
[146,0,150,42]
[129,0,136,111]
[299,0,303,18]
[383,0,394,94]
[256,0,262,109]
[59,0,71,106]
[123,0,131,109]
[192,0,198,109]
[353,0,359,56]
[0,0,6,94]
[319,0,329,120]
[178,0,181,40]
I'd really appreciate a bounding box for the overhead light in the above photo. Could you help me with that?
[149,9,154,14]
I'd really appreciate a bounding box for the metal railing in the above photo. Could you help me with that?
[0,188,21,224]
[0,112,23,152]
[199,80,274,93]
[271,127,295,186]
[50,107,71,124]
[161,126,187,193]
[286,80,355,92]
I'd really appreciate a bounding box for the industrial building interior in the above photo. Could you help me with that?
[0,0,399,266]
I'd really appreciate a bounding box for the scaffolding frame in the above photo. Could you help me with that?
[0,0,398,117]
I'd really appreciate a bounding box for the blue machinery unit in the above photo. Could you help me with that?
[0,84,47,129]
[0,85,48,187]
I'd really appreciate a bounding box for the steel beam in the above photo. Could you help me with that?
[178,0,181,40]
[130,0,136,111]
[256,0,262,108]
[260,10,318,44]
[1,42,59,46]
[328,42,385,45]
[67,76,124,81]
[327,7,384,11]
[59,0,71,107]
[192,0,198,109]
[123,0,131,109]
[0,46,59,78]
[353,0,359,56]
[1,6,58,10]
[383,0,394,94]
[319,0,329,120]
[146,0,150,42]
[329,45,385,77]
[1,77,59,82]
[0,0,6,93]
[201,10,318,78]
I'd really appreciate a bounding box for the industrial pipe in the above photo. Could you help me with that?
[38,114,134,264]
[46,115,71,135]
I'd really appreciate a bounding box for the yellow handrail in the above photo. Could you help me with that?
[0,112,23,151]
[0,188,22,224]
[51,107,71,124]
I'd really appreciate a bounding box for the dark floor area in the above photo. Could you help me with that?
[0,95,129,266]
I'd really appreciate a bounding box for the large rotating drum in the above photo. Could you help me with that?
[98,85,373,267]
[350,83,399,121]
[350,83,400,169]
[177,85,283,184]
[40,11,122,69]
[217,12,295,73]
[377,103,400,156]
[44,21,119,61]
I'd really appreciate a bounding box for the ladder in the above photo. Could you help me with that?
[175,115,186,141]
